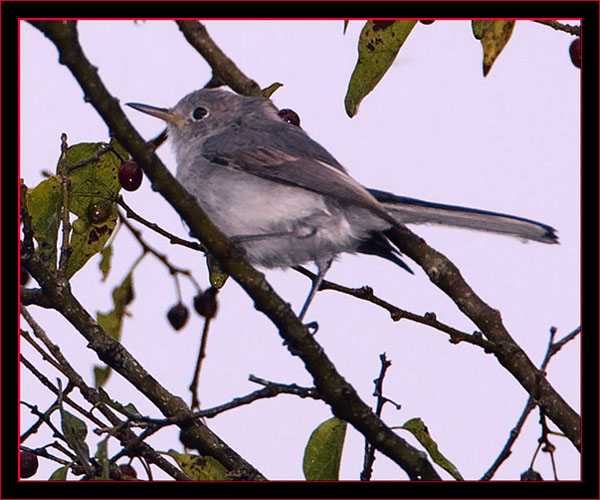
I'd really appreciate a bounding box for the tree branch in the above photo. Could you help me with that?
[22,248,266,480]
[293,266,498,352]
[480,326,581,480]
[532,20,581,36]
[20,307,193,481]
[387,226,580,451]
[176,20,262,96]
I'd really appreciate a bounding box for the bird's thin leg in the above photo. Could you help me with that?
[298,259,332,324]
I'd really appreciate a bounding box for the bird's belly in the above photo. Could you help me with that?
[178,168,388,268]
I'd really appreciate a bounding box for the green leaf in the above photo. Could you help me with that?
[49,465,69,481]
[345,20,417,117]
[168,450,229,480]
[24,139,126,278]
[261,82,284,99]
[63,140,124,278]
[25,176,62,271]
[93,365,112,389]
[94,437,110,480]
[61,409,90,462]
[98,244,113,281]
[303,417,347,480]
[97,388,143,419]
[97,272,133,340]
[472,20,515,76]
[206,252,229,289]
[401,417,463,480]
[95,272,134,387]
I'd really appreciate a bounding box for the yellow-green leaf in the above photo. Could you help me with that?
[62,140,125,278]
[401,417,464,480]
[93,365,111,388]
[94,272,134,387]
[25,176,62,271]
[97,272,133,340]
[98,244,113,281]
[261,82,284,99]
[94,437,110,480]
[472,20,515,76]
[168,450,229,480]
[24,139,127,277]
[62,142,122,217]
[61,409,90,462]
[206,252,229,289]
[345,20,417,117]
[49,465,69,481]
[97,388,142,419]
[303,417,347,480]
[66,214,117,278]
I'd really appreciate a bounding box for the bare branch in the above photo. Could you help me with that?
[176,21,262,96]
[20,309,193,481]
[532,20,580,36]
[115,195,204,253]
[386,226,580,451]
[293,266,498,352]
[480,326,581,480]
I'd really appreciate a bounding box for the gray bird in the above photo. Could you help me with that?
[127,89,557,320]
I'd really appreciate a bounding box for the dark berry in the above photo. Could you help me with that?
[520,468,543,481]
[20,450,39,479]
[118,161,143,191]
[167,303,189,331]
[569,38,581,68]
[193,287,219,319]
[87,201,112,224]
[420,20,435,25]
[118,463,137,479]
[278,109,301,127]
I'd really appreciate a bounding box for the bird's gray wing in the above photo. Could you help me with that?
[200,127,396,224]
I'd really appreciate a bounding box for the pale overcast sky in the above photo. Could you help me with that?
[20,20,580,480]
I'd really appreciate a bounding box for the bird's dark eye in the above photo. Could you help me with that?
[192,107,208,120]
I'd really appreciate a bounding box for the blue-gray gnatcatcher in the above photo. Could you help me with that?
[127,89,557,319]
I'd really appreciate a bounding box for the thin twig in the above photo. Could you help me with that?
[176,21,262,97]
[20,306,193,480]
[532,20,580,36]
[115,196,204,253]
[66,142,119,173]
[537,411,559,480]
[200,377,322,417]
[57,133,72,278]
[139,376,322,426]
[21,400,66,442]
[361,353,399,481]
[480,326,580,480]
[293,266,498,353]
[20,444,71,467]
[189,319,212,410]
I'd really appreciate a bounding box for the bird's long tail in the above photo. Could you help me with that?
[368,188,558,244]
